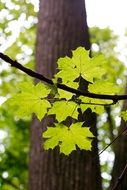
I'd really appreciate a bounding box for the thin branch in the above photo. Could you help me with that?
[74,98,115,106]
[47,97,114,106]
[112,163,127,190]
[1,52,127,102]
[98,125,127,157]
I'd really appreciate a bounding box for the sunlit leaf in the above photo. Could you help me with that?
[121,111,127,122]
[55,47,106,83]
[80,97,103,114]
[6,82,51,120]
[48,101,79,122]
[43,123,94,155]
[88,81,119,94]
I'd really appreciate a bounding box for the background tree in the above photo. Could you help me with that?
[1,1,127,190]
[29,0,102,190]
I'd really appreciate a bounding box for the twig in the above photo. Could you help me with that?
[1,52,127,102]
[98,125,127,157]
[74,98,115,106]
[112,163,127,190]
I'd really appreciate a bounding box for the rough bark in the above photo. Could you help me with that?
[110,82,127,190]
[29,0,102,190]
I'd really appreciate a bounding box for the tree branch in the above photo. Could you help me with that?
[112,163,127,190]
[98,125,127,157]
[0,52,127,102]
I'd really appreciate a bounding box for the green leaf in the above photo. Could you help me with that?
[79,97,105,114]
[55,47,106,84]
[43,123,94,155]
[72,47,106,82]
[48,101,79,122]
[88,81,119,94]
[121,111,127,121]
[6,82,51,120]
[57,82,78,100]
[57,89,73,100]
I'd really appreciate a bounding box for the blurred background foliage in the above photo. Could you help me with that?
[0,1,126,190]
[0,0,37,189]
[90,27,126,189]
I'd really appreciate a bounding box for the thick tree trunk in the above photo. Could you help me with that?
[110,82,127,190]
[29,0,102,190]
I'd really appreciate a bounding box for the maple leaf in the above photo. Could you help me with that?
[79,97,105,114]
[7,82,51,120]
[43,123,94,155]
[48,100,79,122]
[88,81,119,94]
[55,47,106,84]
[79,96,113,114]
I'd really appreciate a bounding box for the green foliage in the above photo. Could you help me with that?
[56,47,106,83]
[0,0,37,97]
[1,18,126,189]
[57,88,74,100]
[0,1,37,189]
[90,27,126,190]
[6,47,122,155]
[7,82,51,120]
[88,81,119,95]
[80,97,107,114]
[48,101,79,122]
[121,111,127,121]
[0,105,29,190]
[90,27,118,55]
[43,123,94,155]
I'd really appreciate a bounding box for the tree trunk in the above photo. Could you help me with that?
[29,0,102,190]
[110,82,127,190]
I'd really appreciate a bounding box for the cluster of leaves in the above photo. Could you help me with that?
[6,47,121,155]
[1,23,125,189]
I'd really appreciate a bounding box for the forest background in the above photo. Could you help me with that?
[1,0,127,190]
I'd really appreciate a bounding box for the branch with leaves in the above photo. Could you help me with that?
[1,47,127,155]
[0,51,127,103]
